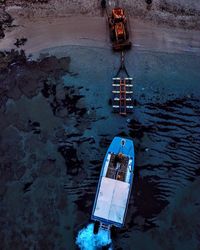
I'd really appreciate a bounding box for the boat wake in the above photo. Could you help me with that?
[76,223,112,250]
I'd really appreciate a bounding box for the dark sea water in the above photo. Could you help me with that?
[0,46,200,250]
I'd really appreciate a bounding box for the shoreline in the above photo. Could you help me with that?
[0,13,200,56]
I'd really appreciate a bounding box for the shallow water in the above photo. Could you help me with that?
[0,46,200,250]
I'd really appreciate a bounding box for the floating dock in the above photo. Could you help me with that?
[112,52,134,115]
[112,77,133,115]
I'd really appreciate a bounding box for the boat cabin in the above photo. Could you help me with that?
[104,153,131,182]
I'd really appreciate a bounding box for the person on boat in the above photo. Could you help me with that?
[113,153,124,180]
[113,153,124,167]
[101,0,106,9]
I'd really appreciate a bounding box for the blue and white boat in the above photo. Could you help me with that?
[91,137,134,235]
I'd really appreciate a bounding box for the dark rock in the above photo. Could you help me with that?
[0,8,13,39]
[58,145,83,176]
[14,38,27,48]
[23,181,33,193]
[146,0,152,4]
[57,194,67,211]
[15,165,26,180]
[0,183,7,200]
[0,162,15,181]
[0,50,71,109]
[39,158,56,175]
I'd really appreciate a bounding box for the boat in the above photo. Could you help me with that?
[91,137,134,236]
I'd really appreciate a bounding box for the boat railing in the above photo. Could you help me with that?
[125,158,133,183]
[102,152,112,177]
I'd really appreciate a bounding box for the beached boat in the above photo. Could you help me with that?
[91,137,134,235]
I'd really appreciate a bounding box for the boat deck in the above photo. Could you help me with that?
[93,176,130,226]
[106,153,129,182]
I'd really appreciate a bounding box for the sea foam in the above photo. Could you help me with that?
[76,223,112,250]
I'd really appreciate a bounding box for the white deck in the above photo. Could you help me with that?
[93,177,130,225]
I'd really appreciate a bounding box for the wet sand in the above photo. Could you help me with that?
[0,14,200,55]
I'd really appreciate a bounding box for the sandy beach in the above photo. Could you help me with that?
[1,6,200,56]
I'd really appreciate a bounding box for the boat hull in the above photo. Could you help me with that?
[91,137,134,228]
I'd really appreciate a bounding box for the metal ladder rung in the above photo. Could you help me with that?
[112,84,133,87]
[114,97,132,101]
[112,90,133,93]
